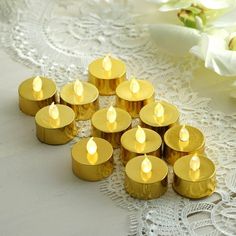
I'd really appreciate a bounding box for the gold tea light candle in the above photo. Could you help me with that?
[140,101,179,138]
[116,76,155,118]
[60,79,99,120]
[71,137,113,181]
[125,154,168,200]
[164,125,205,165]
[91,106,132,148]
[18,76,57,116]
[88,54,126,95]
[120,126,162,165]
[35,103,77,145]
[173,154,216,199]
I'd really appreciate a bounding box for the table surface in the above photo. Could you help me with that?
[0,47,236,236]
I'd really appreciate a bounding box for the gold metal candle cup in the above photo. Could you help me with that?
[125,155,168,200]
[18,77,57,116]
[173,154,216,199]
[35,104,77,145]
[91,108,132,148]
[88,57,126,95]
[60,82,99,121]
[71,137,113,181]
[121,128,162,165]
[140,101,179,139]
[164,125,205,165]
[116,80,155,118]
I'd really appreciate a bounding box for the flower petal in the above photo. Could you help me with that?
[190,35,209,60]
[158,0,191,11]
[149,24,200,55]
[147,0,170,3]
[191,33,236,76]
[206,49,236,76]
[198,0,233,9]
[211,9,236,28]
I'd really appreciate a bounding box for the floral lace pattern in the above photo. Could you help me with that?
[1,0,236,235]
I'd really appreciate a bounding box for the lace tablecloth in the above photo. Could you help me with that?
[1,0,236,235]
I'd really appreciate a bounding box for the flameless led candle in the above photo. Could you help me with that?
[116,76,155,118]
[35,103,77,145]
[140,101,179,138]
[88,55,126,95]
[120,126,162,165]
[71,137,113,181]
[164,125,205,165]
[125,154,168,199]
[18,76,57,116]
[91,106,132,148]
[60,80,99,120]
[173,154,216,199]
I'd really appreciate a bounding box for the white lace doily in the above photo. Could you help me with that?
[1,0,236,235]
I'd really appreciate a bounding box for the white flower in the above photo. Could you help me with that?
[190,30,236,76]
[189,8,236,77]
[146,0,236,98]
[189,13,236,98]
[149,0,236,56]
[149,0,234,11]
[150,0,193,12]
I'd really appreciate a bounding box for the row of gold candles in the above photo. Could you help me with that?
[18,55,216,200]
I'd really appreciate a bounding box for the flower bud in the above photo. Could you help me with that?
[178,5,206,30]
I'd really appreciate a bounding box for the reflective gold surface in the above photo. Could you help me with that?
[125,155,168,199]
[18,77,57,116]
[116,80,155,118]
[60,82,99,120]
[140,101,179,138]
[35,104,77,145]
[121,128,162,165]
[164,125,205,165]
[91,107,132,148]
[71,137,113,181]
[88,57,126,95]
[173,154,216,199]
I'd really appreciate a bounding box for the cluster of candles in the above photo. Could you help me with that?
[18,55,216,200]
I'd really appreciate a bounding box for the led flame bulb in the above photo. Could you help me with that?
[49,102,59,120]
[154,102,164,118]
[32,76,42,92]
[106,105,117,123]
[135,126,146,144]
[102,54,112,71]
[86,137,97,155]
[74,79,84,97]
[190,154,200,171]
[179,125,189,142]
[141,154,152,173]
[129,76,140,94]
